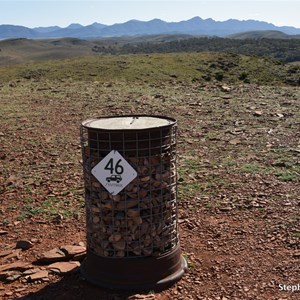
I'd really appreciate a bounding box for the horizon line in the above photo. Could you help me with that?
[1,16,299,30]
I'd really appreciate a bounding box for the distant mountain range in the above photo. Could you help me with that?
[1,17,300,39]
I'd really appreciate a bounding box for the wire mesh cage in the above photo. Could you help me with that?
[80,115,186,290]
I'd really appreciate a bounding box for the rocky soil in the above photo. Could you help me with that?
[1,75,300,300]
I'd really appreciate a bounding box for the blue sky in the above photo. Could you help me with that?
[1,1,300,29]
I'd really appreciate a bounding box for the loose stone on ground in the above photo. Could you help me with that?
[46,261,80,274]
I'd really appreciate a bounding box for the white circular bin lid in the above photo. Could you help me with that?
[82,116,175,130]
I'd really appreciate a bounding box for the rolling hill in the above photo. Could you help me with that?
[1,34,300,66]
[0,38,94,65]
[229,30,300,39]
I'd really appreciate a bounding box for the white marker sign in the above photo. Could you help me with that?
[91,150,137,195]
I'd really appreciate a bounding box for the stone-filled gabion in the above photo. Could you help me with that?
[81,116,178,258]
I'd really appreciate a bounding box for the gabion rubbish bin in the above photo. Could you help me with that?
[80,115,187,290]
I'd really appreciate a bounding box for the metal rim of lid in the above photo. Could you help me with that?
[81,115,177,131]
